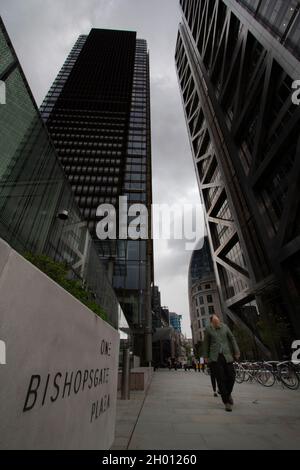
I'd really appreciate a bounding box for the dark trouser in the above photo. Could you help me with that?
[210,366,217,392]
[210,354,235,404]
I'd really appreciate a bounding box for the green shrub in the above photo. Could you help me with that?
[24,253,108,322]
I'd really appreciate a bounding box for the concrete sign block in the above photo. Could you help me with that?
[0,239,120,449]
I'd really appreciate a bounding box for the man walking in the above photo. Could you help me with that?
[204,315,240,412]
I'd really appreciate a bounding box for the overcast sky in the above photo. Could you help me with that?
[1,0,203,337]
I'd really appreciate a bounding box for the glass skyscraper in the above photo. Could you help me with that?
[169,312,183,333]
[41,29,153,363]
[176,0,300,355]
[0,18,126,330]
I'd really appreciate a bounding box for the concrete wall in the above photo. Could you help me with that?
[0,239,119,450]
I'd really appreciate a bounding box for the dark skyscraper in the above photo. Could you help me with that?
[41,29,153,363]
[176,0,300,354]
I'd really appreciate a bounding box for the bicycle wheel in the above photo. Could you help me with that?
[279,364,300,390]
[257,369,275,387]
[235,367,245,384]
[242,370,250,382]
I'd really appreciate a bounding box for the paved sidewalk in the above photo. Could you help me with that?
[111,391,146,451]
[113,369,300,450]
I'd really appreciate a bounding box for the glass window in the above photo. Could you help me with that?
[208,306,214,315]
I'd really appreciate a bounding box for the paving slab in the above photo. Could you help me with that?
[124,370,300,450]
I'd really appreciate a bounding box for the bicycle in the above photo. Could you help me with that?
[265,361,300,390]
[234,361,275,387]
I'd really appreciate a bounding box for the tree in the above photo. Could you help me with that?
[183,341,192,362]
[194,341,204,360]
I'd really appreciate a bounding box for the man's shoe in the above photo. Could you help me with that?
[225,403,232,412]
[228,395,234,405]
[214,392,218,397]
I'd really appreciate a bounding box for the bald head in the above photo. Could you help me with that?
[211,314,221,328]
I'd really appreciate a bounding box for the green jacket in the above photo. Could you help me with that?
[203,323,240,363]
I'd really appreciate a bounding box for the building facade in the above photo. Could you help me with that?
[151,297,184,365]
[161,306,171,327]
[189,238,222,345]
[176,0,300,354]
[169,312,183,333]
[41,29,153,363]
[152,285,165,329]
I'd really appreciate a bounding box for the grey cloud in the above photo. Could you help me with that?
[156,240,190,279]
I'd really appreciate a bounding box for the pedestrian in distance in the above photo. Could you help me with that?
[203,314,240,412]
